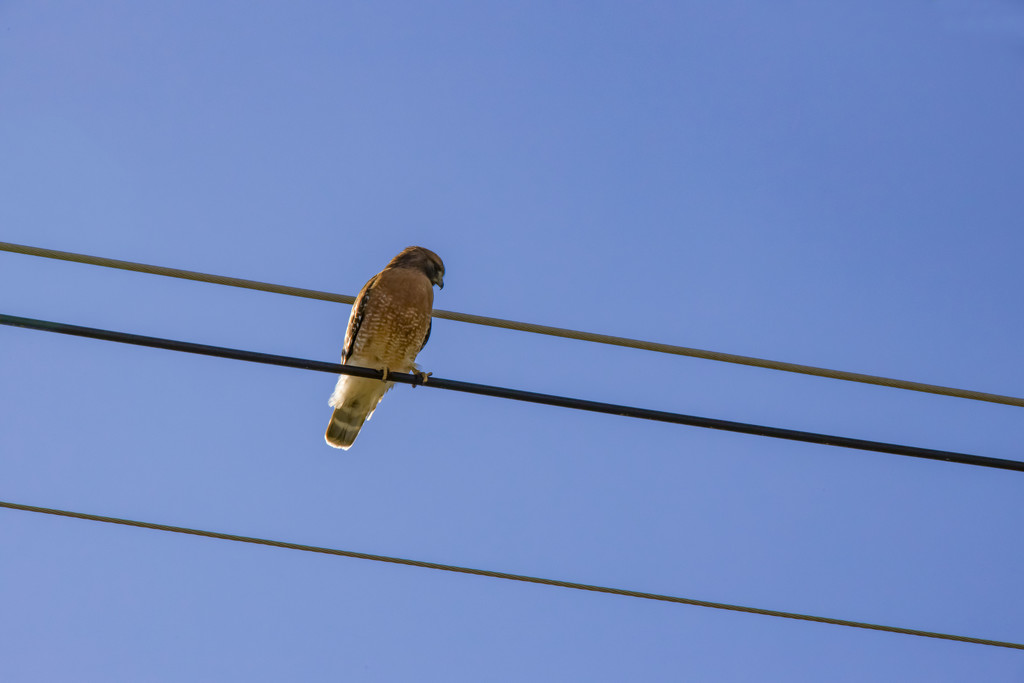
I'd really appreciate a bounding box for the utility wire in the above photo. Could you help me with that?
[2,499,1020,651]
[3,240,1021,409]
[3,313,1022,472]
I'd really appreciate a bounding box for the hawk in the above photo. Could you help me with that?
[325,246,445,449]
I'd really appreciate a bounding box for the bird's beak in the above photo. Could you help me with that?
[435,274,444,289]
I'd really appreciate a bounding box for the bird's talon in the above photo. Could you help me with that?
[380,368,389,382]
[412,370,432,387]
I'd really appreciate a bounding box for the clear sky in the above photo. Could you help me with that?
[2,1,1024,681]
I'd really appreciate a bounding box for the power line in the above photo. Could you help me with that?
[3,240,1021,409]
[2,499,1020,651]
[3,312,1021,473]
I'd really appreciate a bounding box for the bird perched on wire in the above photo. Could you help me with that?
[325,246,445,449]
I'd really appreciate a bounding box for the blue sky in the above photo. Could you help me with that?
[2,1,1024,680]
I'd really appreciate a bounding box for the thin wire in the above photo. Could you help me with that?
[2,500,1020,650]
[3,240,1021,409]
[3,313,1022,472]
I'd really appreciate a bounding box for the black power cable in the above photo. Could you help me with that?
[2,312,1021,472]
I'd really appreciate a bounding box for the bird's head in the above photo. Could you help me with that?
[390,246,445,289]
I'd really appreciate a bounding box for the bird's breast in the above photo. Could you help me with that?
[347,269,434,371]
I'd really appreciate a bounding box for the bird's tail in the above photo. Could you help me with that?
[325,405,367,450]
[324,376,389,449]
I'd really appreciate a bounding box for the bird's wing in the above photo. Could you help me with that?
[419,318,432,353]
[341,274,378,364]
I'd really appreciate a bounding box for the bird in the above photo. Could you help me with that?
[325,246,445,449]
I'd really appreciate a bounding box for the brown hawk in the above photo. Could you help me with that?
[325,246,445,449]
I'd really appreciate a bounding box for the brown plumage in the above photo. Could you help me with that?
[325,246,445,449]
